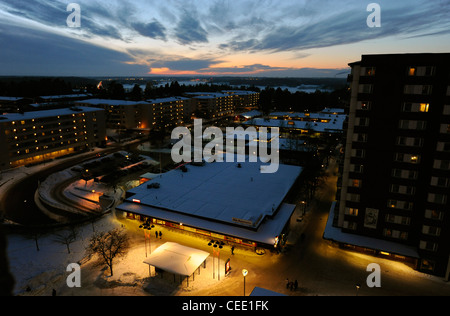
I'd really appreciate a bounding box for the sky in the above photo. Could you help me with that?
[0,0,449,77]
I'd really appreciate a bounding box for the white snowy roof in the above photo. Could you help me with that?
[244,117,345,132]
[146,97,190,104]
[124,159,302,229]
[238,110,262,118]
[75,99,150,106]
[40,94,91,100]
[143,242,209,276]
[0,106,104,123]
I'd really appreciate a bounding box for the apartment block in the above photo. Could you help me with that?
[76,97,193,130]
[186,92,235,119]
[75,99,148,130]
[336,53,450,277]
[0,106,106,170]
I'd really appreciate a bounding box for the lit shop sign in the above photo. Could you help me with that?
[232,214,263,227]
[232,218,254,226]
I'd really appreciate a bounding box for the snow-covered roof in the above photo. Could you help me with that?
[124,159,302,229]
[0,96,24,102]
[75,99,150,106]
[0,106,104,123]
[250,287,287,296]
[244,117,345,132]
[40,94,91,100]
[238,110,262,118]
[118,159,301,245]
[185,92,231,99]
[321,108,345,114]
[146,97,190,104]
[143,242,209,276]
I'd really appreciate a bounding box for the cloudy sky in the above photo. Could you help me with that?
[0,0,449,77]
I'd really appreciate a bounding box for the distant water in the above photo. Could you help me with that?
[122,82,332,93]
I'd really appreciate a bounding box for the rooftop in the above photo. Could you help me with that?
[243,117,345,132]
[124,159,302,229]
[0,106,104,123]
[75,99,150,106]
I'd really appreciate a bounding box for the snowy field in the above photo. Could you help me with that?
[6,214,234,296]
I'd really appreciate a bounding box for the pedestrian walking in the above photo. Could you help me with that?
[231,246,235,255]
[155,231,158,239]
[159,231,162,239]
[294,280,298,291]
[286,278,290,289]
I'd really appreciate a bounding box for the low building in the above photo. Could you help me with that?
[243,109,347,137]
[116,158,303,249]
[0,106,106,170]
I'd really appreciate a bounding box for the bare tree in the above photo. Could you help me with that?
[86,228,130,277]
[54,226,79,254]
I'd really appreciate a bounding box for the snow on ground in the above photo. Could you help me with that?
[6,214,119,295]
[6,213,232,296]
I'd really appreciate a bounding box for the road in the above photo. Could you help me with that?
[150,161,450,296]
[1,147,122,227]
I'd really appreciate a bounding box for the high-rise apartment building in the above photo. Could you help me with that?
[336,53,450,277]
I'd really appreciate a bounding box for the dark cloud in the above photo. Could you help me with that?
[131,20,167,41]
[0,23,148,76]
[218,2,450,53]
[174,10,209,45]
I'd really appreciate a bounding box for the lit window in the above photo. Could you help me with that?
[419,103,429,112]
[408,67,417,76]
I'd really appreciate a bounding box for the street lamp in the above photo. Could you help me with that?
[139,220,154,257]
[300,200,306,215]
[355,283,361,296]
[208,240,224,280]
[242,269,248,296]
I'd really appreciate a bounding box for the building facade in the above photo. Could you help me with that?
[336,53,450,277]
[75,99,148,130]
[76,97,194,130]
[0,106,106,170]
[186,92,235,119]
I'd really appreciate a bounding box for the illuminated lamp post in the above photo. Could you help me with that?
[139,220,154,257]
[207,240,224,280]
[242,269,248,296]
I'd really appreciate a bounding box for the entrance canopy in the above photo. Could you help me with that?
[143,242,210,276]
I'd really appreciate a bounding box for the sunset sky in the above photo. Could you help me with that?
[1,0,449,77]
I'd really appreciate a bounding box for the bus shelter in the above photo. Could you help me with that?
[143,242,210,286]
